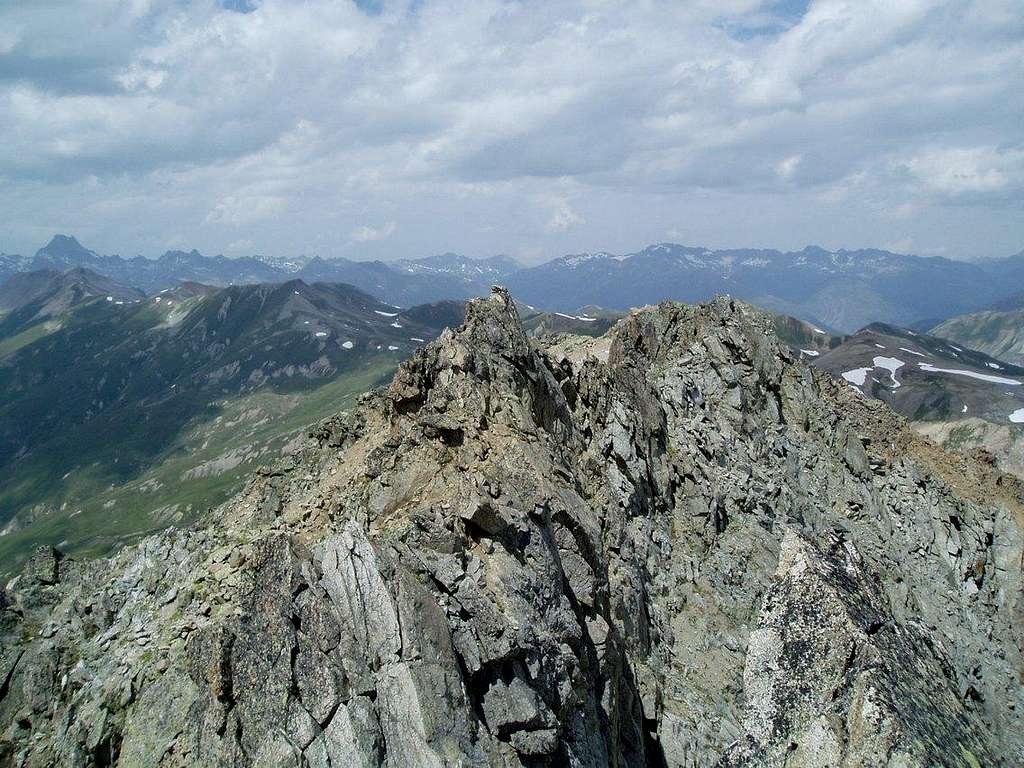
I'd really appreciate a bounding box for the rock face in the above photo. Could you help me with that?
[2,288,1022,767]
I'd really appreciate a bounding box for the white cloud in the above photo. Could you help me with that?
[0,0,1020,260]
[206,195,287,226]
[350,221,397,242]
[901,146,1024,197]
[547,200,585,232]
[775,154,802,181]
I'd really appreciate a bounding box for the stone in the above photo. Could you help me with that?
[0,290,1021,767]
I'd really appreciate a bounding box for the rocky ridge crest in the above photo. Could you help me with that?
[1,288,1021,767]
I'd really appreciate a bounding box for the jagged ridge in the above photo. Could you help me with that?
[1,288,1021,767]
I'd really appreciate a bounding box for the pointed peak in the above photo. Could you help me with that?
[461,286,524,344]
[36,234,94,260]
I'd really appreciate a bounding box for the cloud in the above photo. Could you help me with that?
[547,200,586,232]
[0,0,1020,261]
[901,145,1024,197]
[206,194,287,226]
[350,221,397,242]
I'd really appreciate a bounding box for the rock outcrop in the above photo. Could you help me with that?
[2,288,1022,767]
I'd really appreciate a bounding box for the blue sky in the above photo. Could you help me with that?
[0,0,1021,263]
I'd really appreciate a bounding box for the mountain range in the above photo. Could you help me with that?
[4,235,1024,332]
[0,268,464,569]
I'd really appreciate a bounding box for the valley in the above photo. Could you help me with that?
[0,269,462,572]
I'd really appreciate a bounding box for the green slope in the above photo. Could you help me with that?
[0,357,397,574]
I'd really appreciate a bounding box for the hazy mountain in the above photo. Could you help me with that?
[930,298,1024,366]
[6,236,1024,333]
[0,267,143,316]
[292,252,522,306]
[503,243,1012,333]
[0,278,464,565]
[3,291,1020,765]
[518,304,624,338]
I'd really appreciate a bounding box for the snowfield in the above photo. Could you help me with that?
[917,363,1021,386]
[842,357,905,389]
[842,368,871,386]
[873,356,904,388]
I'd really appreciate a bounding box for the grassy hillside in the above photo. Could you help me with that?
[0,278,462,575]
[0,357,397,574]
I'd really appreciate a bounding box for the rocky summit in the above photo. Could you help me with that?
[1,288,1022,767]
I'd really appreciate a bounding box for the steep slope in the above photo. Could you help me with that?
[813,323,1024,481]
[519,305,624,338]
[0,281,462,569]
[0,268,143,315]
[768,313,843,359]
[1,289,1020,766]
[0,268,145,358]
[931,300,1024,366]
[814,323,1024,422]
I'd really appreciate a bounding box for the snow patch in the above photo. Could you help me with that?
[898,347,926,358]
[390,322,402,328]
[987,362,1003,370]
[800,349,819,357]
[410,337,425,342]
[315,332,328,337]
[842,368,871,386]
[341,341,354,349]
[873,356,904,388]
[388,345,399,351]
[554,311,599,322]
[374,310,399,317]
[918,363,1021,385]
[1010,408,1024,423]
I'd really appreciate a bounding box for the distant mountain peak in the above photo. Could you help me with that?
[36,234,95,260]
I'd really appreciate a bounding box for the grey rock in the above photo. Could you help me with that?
[1,288,1021,767]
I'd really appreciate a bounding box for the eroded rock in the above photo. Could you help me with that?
[1,288,1021,767]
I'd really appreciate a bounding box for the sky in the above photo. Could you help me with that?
[0,0,1021,264]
